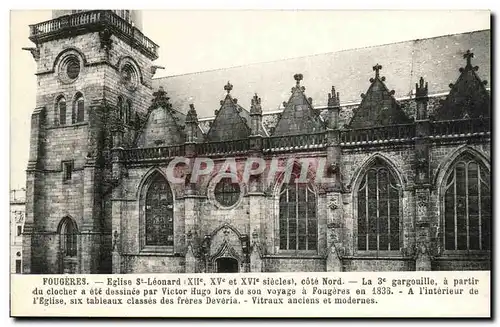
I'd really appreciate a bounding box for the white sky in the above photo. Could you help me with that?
[9,9,490,189]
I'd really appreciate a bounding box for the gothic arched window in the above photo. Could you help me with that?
[73,93,84,123]
[59,217,78,257]
[145,173,174,247]
[443,154,491,251]
[279,174,317,251]
[357,160,401,252]
[57,96,67,125]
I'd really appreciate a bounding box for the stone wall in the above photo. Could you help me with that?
[263,257,326,272]
[343,258,415,271]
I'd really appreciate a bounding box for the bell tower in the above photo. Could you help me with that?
[22,9,159,273]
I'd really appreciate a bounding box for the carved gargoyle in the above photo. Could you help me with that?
[150,65,165,75]
[22,47,40,61]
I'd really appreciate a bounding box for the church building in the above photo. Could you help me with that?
[22,10,491,274]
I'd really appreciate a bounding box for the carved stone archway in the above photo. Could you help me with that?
[206,224,249,273]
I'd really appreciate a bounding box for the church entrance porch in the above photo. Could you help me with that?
[216,257,239,273]
[204,223,249,273]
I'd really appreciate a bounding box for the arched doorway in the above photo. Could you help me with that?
[216,257,239,273]
[57,216,79,274]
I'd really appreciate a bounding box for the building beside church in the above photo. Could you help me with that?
[22,10,491,274]
[10,188,26,273]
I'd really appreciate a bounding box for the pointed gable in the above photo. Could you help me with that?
[136,87,186,147]
[205,82,251,142]
[435,50,490,120]
[272,74,325,136]
[348,64,412,129]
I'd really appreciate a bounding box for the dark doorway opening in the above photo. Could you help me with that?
[216,257,239,273]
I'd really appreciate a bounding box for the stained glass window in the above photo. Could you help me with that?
[145,174,174,246]
[443,155,490,251]
[357,161,400,252]
[279,175,317,251]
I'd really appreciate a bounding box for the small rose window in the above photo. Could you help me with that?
[214,178,241,208]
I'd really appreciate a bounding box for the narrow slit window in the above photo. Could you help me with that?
[62,161,73,182]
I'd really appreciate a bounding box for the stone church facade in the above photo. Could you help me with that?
[22,10,491,274]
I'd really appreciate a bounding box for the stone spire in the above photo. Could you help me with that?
[186,103,198,124]
[328,86,340,108]
[250,93,263,136]
[415,77,429,121]
[185,104,199,143]
[327,86,340,130]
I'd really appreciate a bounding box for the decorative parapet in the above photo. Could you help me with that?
[340,123,415,146]
[29,10,159,60]
[196,139,250,156]
[339,117,490,148]
[123,144,185,162]
[263,131,327,153]
[121,117,490,162]
[429,117,490,139]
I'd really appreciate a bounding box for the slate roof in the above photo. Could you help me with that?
[152,29,490,119]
